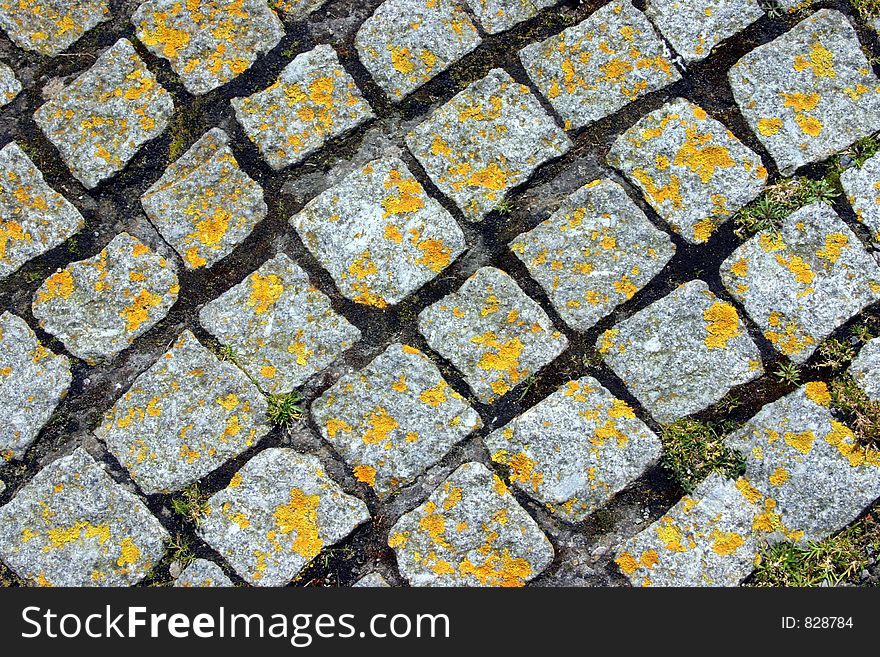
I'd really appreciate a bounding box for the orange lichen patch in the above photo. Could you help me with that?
[710,530,744,556]
[631,168,683,208]
[764,319,814,357]
[121,289,163,331]
[466,163,510,191]
[362,407,399,444]
[654,519,689,552]
[419,501,449,548]
[382,169,425,216]
[415,238,453,273]
[348,250,378,280]
[391,375,408,392]
[793,41,836,78]
[758,232,786,252]
[640,549,660,569]
[608,398,636,419]
[795,114,822,137]
[703,302,741,350]
[325,417,353,439]
[769,467,790,486]
[783,430,815,455]
[45,520,111,550]
[458,549,532,587]
[804,381,831,406]
[692,218,716,243]
[419,382,448,406]
[504,451,543,492]
[775,253,815,285]
[179,443,201,464]
[613,275,638,299]
[388,45,414,74]
[730,258,749,277]
[383,223,403,243]
[815,233,848,264]
[757,118,783,136]
[673,126,736,183]
[228,472,243,489]
[247,272,284,314]
[116,537,141,569]
[781,92,821,113]
[736,477,763,504]
[36,270,75,303]
[353,464,377,487]
[217,393,239,411]
[273,487,323,558]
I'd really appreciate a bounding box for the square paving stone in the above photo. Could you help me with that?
[720,203,880,364]
[232,44,374,171]
[405,68,571,222]
[0,311,71,462]
[463,0,555,34]
[291,157,467,308]
[0,141,84,279]
[33,39,174,189]
[614,473,762,587]
[355,0,482,101]
[198,447,370,586]
[174,558,232,587]
[644,0,765,64]
[0,0,109,57]
[510,178,675,332]
[199,253,361,395]
[0,61,20,106]
[849,337,880,402]
[486,376,662,522]
[841,152,880,243]
[729,9,880,176]
[133,0,285,96]
[95,330,270,495]
[598,279,763,423]
[418,266,569,404]
[311,343,482,497]
[388,461,554,586]
[727,384,880,543]
[31,232,179,364]
[608,98,768,244]
[519,1,680,132]
[0,448,168,587]
[141,128,267,270]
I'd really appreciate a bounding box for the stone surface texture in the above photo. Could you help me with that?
[174,558,233,587]
[0,61,20,106]
[312,343,482,497]
[0,0,109,56]
[388,461,554,586]
[198,448,370,586]
[841,152,880,243]
[850,337,880,402]
[31,232,179,364]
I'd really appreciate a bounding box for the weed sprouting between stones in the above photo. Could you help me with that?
[171,483,210,526]
[658,418,746,493]
[267,390,305,427]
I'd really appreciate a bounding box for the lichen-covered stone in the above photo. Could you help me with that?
[419,267,568,404]
[598,279,763,423]
[0,0,109,57]
[0,61,20,106]
[727,384,880,543]
[841,153,880,243]
[463,0,555,34]
[232,44,374,170]
[0,312,71,461]
[199,253,360,394]
[608,98,767,244]
[353,571,390,587]
[95,330,269,494]
[510,179,675,332]
[355,0,481,101]
[644,0,764,63]
[388,461,553,586]
[198,448,370,586]
[312,343,482,497]
[34,39,174,189]
[141,128,267,270]
[614,473,762,587]
[291,157,466,308]
[269,0,327,20]
[133,0,284,96]
[174,559,232,587]
[405,68,571,222]
[32,233,179,364]
[720,203,880,364]
[729,9,880,176]
[486,376,661,522]
[520,1,680,132]
[0,142,84,279]
[850,337,880,402]
[0,448,168,587]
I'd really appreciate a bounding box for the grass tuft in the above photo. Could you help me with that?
[171,483,210,526]
[659,418,746,493]
[267,390,305,427]
[733,177,839,239]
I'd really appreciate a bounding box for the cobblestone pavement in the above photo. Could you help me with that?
[1,0,880,588]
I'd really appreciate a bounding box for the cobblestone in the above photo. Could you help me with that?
[0,61,20,107]
[0,0,109,56]
[841,153,880,244]
[174,558,232,587]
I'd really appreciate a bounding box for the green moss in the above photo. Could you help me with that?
[750,504,880,586]
[850,0,880,19]
[0,561,22,587]
[659,418,746,493]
